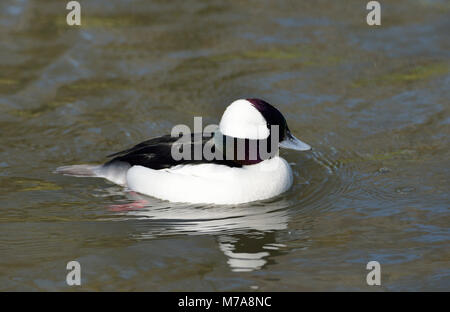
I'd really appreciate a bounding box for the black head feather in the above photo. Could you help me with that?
[246,98,289,142]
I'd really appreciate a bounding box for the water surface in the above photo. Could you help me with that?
[0,0,449,291]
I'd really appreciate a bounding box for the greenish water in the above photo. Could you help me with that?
[0,0,449,291]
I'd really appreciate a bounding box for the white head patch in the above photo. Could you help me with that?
[219,99,270,139]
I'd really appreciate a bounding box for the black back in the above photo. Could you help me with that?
[106,133,242,169]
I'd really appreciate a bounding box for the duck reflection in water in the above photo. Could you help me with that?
[107,190,292,272]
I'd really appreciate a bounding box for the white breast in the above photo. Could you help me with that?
[125,157,293,205]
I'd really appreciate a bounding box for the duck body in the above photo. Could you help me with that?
[57,99,311,205]
[126,156,293,204]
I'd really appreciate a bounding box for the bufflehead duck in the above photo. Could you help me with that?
[56,99,311,204]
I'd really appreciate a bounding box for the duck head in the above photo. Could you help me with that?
[218,98,311,152]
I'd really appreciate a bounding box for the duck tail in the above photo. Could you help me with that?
[54,164,101,177]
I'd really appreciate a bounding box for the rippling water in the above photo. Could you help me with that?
[0,0,449,291]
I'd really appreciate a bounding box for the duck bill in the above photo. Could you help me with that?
[279,132,311,151]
